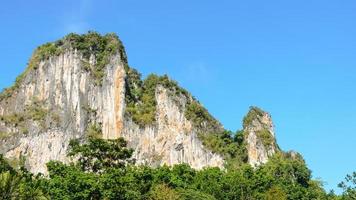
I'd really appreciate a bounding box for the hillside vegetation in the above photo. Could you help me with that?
[0,137,352,200]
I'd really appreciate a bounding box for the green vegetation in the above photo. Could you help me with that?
[63,32,126,85]
[0,137,347,200]
[0,113,25,127]
[49,112,61,126]
[67,137,134,173]
[25,100,48,122]
[185,101,220,131]
[0,40,64,102]
[257,128,275,147]
[338,172,356,199]
[124,65,222,133]
[123,67,242,169]
[0,100,49,136]
[198,130,248,168]
[243,106,265,129]
[82,104,97,115]
[148,184,180,200]
[241,106,276,149]
[0,132,9,140]
[0,114,28,135]
[124,67,235,163]
[125,73,191,127]
[0,155,48,200]
[86,123,103,139]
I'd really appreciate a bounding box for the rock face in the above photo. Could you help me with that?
[243,107,279,167]
[0,32,280,174]
[0,33,224,174]
[121,86,224,169]
[0,47,127,173]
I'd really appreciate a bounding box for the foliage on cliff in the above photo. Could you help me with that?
[243,106,265,129]
[124,71,192,127]
[197,130,248,168]
[123,66,245,166]
[0,31,126,101]
[0,138,346,200]
[0,99,50,138]
[124,65,223,136]
[64,31,126,85]
[242,106,277,151]
[184,101,221,131]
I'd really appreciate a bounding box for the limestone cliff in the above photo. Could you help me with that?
[243,107,279,167]
[0,32,279,174]
[0,32,225,173]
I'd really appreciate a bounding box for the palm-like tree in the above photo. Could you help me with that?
[18,181,48,200]
[0,171,21,200]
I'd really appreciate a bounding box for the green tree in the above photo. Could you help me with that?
[338,172,356,200]
[0,154,15,173]
[192,168,224,199]
[44,161,101,200]
[265,186,287,200]
[177,188,216,200]
[17,170,48,200]
[148,184,180,200]
[68,137,134,173]
[0,171,21,200]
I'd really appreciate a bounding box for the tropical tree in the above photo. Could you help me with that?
[0,171,21,200]
[338,172,356,200]
[68,137,134,173]
[148,184,180,200]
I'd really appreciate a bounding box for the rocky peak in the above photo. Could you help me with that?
[0,32,226,173]
[243,106,279,167]
[0,32,129,173]
[0,32,285,174]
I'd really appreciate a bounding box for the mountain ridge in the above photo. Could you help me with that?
[0,32,282,173]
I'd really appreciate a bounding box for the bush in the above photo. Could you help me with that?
[125,73,192,127]
[257,129,274,147]
[86,123,102,139]
[198,130,248,168]
[185,101,219,130]
[148,184,180,200]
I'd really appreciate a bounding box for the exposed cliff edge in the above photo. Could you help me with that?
[0,32,280,174]
[243,107,279,167]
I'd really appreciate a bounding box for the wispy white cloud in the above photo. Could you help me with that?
[60,0,93,34]
[181,61,214,85]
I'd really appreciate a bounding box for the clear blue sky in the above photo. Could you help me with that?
[1,0,355,193]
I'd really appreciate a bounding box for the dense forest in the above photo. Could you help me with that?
[0,136,354,200]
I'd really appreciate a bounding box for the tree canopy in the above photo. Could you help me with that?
[0,137,352,199]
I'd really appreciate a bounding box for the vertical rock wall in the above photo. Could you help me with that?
[244,108,278,167]
[0,50,127,174]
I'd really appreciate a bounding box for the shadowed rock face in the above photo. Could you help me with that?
[243,107,279,167]
[0,33,224,174]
